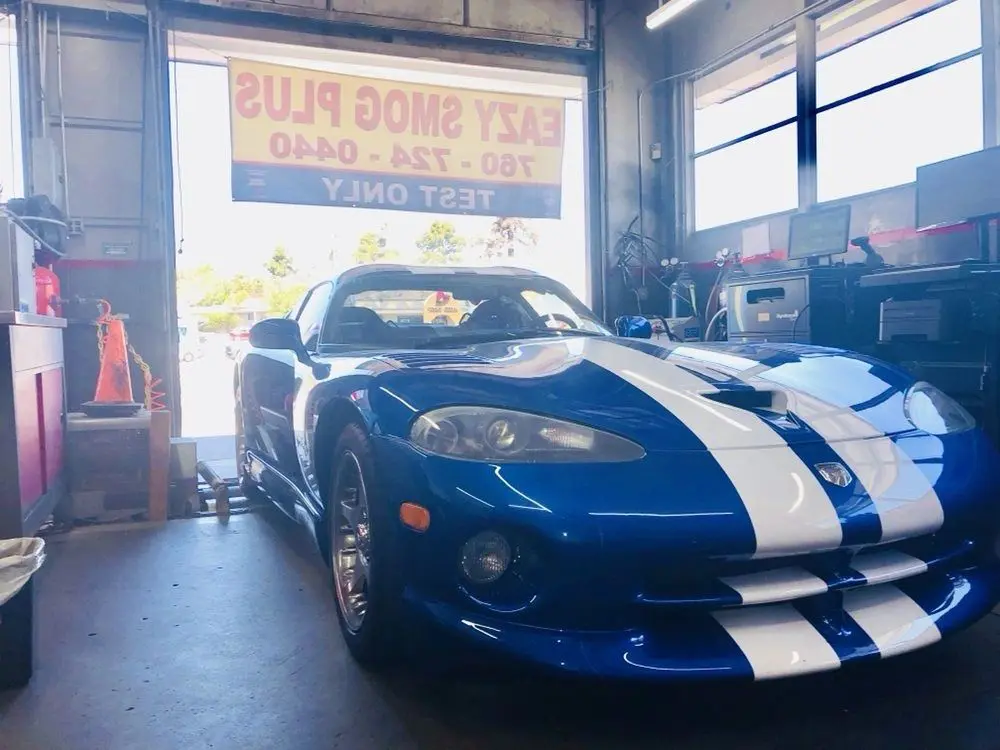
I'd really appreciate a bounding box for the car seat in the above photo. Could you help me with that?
[464,297,534,330]
[334,306,393,345]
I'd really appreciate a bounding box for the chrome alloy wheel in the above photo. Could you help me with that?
[333,450,372,633]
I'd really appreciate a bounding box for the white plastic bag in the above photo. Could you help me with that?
[0,537,45,606]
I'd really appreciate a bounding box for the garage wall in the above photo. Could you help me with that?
[19,0,178,418]
[598,0,673,315]
[167,0,597,51]
[28,9,165,264]
[601,0,670,246]
[664,0,1000,269]
[669,0,803,70]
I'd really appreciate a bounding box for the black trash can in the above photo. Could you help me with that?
[0,576,34,689]
[0,538,45,690]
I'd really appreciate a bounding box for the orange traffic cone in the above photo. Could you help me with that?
[81,307,143,418]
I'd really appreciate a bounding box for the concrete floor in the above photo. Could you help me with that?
[3,511,1000,750]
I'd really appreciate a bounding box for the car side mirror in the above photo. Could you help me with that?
[250,318,306,355]
[249,317,330,378]
[614,315,653,339]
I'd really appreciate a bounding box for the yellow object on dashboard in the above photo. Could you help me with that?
[423,291,466,326]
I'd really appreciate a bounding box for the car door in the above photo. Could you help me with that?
[241,282,332,505]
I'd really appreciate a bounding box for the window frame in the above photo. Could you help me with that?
[682,0,991,236]
[690,73,799,160]
[687,30,801,232]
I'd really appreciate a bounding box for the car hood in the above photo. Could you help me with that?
[365,336,920,452]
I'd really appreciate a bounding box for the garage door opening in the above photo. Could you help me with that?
[168,30,589,480]
[0,15,22,203]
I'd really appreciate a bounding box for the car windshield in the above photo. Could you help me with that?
[320,273,610,349]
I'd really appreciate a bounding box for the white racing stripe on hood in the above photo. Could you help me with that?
[784,391,944,540]
[685,354,946,542]
[663,343,943,540]
[585,339,842,557]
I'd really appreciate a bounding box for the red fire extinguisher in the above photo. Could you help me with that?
[34,265,62,317]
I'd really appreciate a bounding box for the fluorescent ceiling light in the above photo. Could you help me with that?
[646,0,704,30]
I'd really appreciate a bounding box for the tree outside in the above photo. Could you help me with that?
[195,272,265,307]
[267,282,309,316]
[264,246,296,280]
[480,217,538,261]
[417,220,466,265]
[353,231,399,265]
[176,263,223,308]
[176,247,308,332]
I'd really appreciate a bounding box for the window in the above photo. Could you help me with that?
[692,37,798,230]
[337,287,606,334]
[295,282,332,350]
[683,0,989,233]
[345,290,470,327]
[322,275,609,347]
[694,125,799,231]
[818,57,982,200]
[816,0,983,201]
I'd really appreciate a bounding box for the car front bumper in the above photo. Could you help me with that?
[372,433,1000,681]
[404,563,1000,681]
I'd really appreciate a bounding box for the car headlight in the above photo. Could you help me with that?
[409,406,645,463]
[903,381,976,435]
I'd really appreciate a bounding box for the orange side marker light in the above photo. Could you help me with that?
[400,502,431,532]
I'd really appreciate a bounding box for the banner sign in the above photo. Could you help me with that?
[227,59,566,219]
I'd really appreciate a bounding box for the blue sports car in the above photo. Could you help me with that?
[235,264,1000,681]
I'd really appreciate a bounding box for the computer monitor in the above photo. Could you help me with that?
[916,146,1000,231]
[788,204,852,261]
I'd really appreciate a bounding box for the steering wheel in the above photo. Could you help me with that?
[458,312,473,326]
[386,320,398,328]
[541,313,579,330]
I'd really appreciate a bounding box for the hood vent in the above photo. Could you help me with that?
[703,389,788,415]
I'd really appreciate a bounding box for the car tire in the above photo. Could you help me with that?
[327,422,399,669]
[234,391,265,505]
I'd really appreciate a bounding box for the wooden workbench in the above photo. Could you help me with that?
[64,409,170,523]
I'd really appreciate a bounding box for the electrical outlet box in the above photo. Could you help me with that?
[649,142,663,161]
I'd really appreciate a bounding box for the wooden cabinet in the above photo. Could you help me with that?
[41,367,64,492]
[0,313,65,690]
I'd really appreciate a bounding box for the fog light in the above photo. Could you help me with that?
[460,531,512,584]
